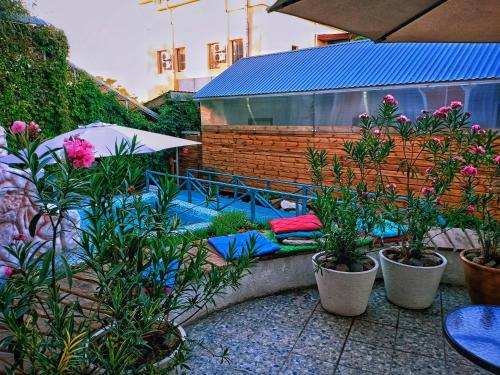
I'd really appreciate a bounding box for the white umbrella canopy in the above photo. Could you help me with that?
[0,121,201,164]
[268,0,500,43]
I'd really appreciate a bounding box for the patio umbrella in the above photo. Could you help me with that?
[268,0,500,43]
[0,121,200,175]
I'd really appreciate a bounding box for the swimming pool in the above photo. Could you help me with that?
[78,193,217,233]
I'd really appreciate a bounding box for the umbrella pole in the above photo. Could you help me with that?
[175,147,180,185]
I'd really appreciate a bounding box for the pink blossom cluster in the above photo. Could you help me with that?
[372,128,382,137]
[11,121,26,134]
[460,165,478,177]
[28,121,41,139]
[2,266,13,278]
[450,101,462,109]
[469,146,486,154]
[433,106,451,119]
[396,115,411,123]
[495,155,500,164]
[421,187,435,196]
[386,183,397,190]
[470,124,481,132]
[63,136,95,169]
[383,95,398,106]
[358,113,369,121]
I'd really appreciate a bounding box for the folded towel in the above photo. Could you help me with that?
[275,230,323,241]
[282,239,318,246]
[269,214,322,235]
[208,230,281,260]
[356,219,407,239]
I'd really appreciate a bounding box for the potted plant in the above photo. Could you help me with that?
[453,126,499,304]
[366,96,477,309]
[307,128,389,315]
[0,121,254,373]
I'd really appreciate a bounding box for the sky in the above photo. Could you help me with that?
[25,0,169,101]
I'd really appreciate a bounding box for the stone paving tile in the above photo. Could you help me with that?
[280,353,336,375]
[335,365,378,374]
[248,318,304,351]
[337,339,393,374]
[398,304,443,335]
[358,283,400,327]
[395,327,445,359]
[440,285,471,313]
[444,343,492,375]
[292,326,345,364]
[349,319,397,349]
[305,307,352,336]
[390,350,447,374]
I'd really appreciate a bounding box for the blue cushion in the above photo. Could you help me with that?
[275,230,323,241]
[208,230,280,260]
[142,259,179,291]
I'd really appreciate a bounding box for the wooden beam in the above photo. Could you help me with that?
[157,0,199,12]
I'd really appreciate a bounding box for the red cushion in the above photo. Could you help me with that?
[269,214,322,234]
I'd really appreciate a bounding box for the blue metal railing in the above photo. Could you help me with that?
[145,170,315,222]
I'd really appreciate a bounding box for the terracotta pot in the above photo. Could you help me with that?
[312,253,378,316]
[379,247,447,309]
[460,250,500,305]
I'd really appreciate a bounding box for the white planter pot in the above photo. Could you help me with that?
[379,248,447,309]
[312,253,379,316]
[92,323,186,373]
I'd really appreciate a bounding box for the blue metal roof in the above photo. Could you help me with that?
[194,40,500,99]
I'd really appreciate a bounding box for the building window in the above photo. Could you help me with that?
[316,33,352,46]
[291,45,299,50]
[157,50,173,74]
[208,43,226,69]
[231,39,244,64]
[175,47,186,72]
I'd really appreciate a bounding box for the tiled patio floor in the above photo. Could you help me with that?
[185,282,491,375]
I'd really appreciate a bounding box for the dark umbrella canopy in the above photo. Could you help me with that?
[268,0,500,43]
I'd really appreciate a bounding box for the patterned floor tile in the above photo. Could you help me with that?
[398,304,443,335]
[335,365,378,374]
[292,327,345,363]
[280,353,336,375]
[305,307,352,336]
[338,339,393,374]
[349,319,397,349]
[395,328,445,359]
[390,350,446,374]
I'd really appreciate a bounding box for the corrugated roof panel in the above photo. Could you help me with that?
[194,40,500,99]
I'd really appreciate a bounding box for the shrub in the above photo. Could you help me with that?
[208,211,253,237]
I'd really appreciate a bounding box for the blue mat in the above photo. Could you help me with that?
[142,259,179,291]
[208,230,281,260]
[275,230,323,241]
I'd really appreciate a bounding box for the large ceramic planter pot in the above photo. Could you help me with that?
[460,250,500,305]
[92,323,186,373]
[312,253,379,316]
[379,248,447,309]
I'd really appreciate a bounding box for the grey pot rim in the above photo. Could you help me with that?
[379,247,448,270]
[312,252,379,275]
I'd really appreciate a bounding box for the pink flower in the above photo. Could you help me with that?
[434,198,443,206]
[450,101,462,109]
[416,115,424,122]
[425,167,433,174]
[63,136,95,169]
[3,267,13,278]
[386,183,397,190]
[469,146,486,154]
[471,124,481,132]
[361,191,368,198]
[494,155,500,164]
[28,121,41,139]
[466,205,475,214]
[397,115,411,123]
[11,121,26,134]
[432,137,441,144]
[359,113,369,120]
[460,165,478,177]
[383,94,398,106]
[12,233,26,242]
[421,187,435,196]
[433,110,447,119]
[372,128,382,136]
